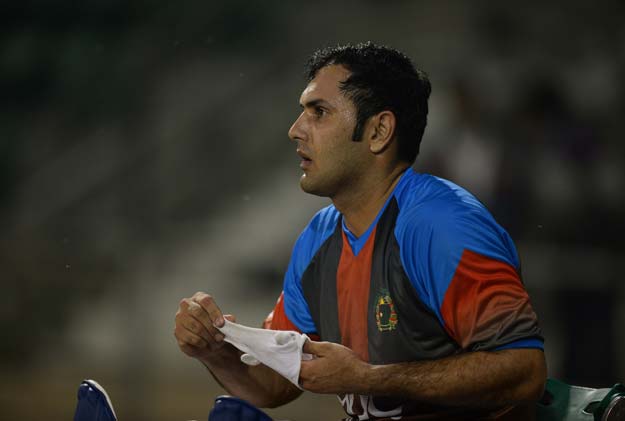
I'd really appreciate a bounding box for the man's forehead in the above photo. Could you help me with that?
[299,64,351,104]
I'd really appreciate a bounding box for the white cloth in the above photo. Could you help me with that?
[217,320,312,388]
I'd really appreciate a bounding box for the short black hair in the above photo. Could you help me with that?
[306,42,431,164]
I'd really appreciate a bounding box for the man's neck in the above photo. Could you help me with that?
[332,165,409,237]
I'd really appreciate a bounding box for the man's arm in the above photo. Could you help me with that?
[299,340,546,408]
[174,292,302,408]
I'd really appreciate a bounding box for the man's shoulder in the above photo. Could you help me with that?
[396,171,488,226]
[394,171,518,268]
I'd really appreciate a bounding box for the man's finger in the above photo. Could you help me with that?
[196,294,225,327]
[178,298,223,343]
[303,339,324,355]
[181,299,213,331]
[178,315,212,343]
[174,325,209,349]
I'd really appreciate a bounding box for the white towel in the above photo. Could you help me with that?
[217,320,312,388]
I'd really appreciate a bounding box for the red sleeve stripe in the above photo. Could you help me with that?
[263,292,320,340]
[440,249,533,349]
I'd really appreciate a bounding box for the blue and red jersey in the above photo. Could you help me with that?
[264,168,543,419]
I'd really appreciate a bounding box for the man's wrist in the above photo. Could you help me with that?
[358,362,408,397]
[354,361,377,395]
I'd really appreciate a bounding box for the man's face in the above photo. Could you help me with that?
[288,65,368,197]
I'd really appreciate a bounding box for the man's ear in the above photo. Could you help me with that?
[366,111,396,154]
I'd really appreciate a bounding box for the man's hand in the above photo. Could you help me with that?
[174,291,236,361]
[299,340,370,394]
[174,291,303,408]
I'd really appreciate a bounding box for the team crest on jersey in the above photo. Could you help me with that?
[375,290,398,331]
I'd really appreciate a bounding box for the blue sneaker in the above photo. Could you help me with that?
[208,395,273,421]
[74,379,117,421]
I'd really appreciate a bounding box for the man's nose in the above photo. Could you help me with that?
[288,113,306,142]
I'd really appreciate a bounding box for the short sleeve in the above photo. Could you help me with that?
[279,205,339,335]
[264,292,321,341]
[280,234,318,334]
[263,292,301,331]
[396,198,543,351]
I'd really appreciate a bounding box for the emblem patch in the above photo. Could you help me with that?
[375,290,398,331]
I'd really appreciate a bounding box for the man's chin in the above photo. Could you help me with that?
[299,175,328,197]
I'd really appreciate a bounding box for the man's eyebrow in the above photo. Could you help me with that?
[300,99,333,109]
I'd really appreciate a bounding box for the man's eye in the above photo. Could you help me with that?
[314,107,326,117]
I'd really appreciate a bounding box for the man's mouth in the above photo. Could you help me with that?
[297,149,312,169]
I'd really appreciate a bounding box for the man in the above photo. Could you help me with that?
[174,42,546,420]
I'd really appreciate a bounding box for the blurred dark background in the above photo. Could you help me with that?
[1,1,624,420]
